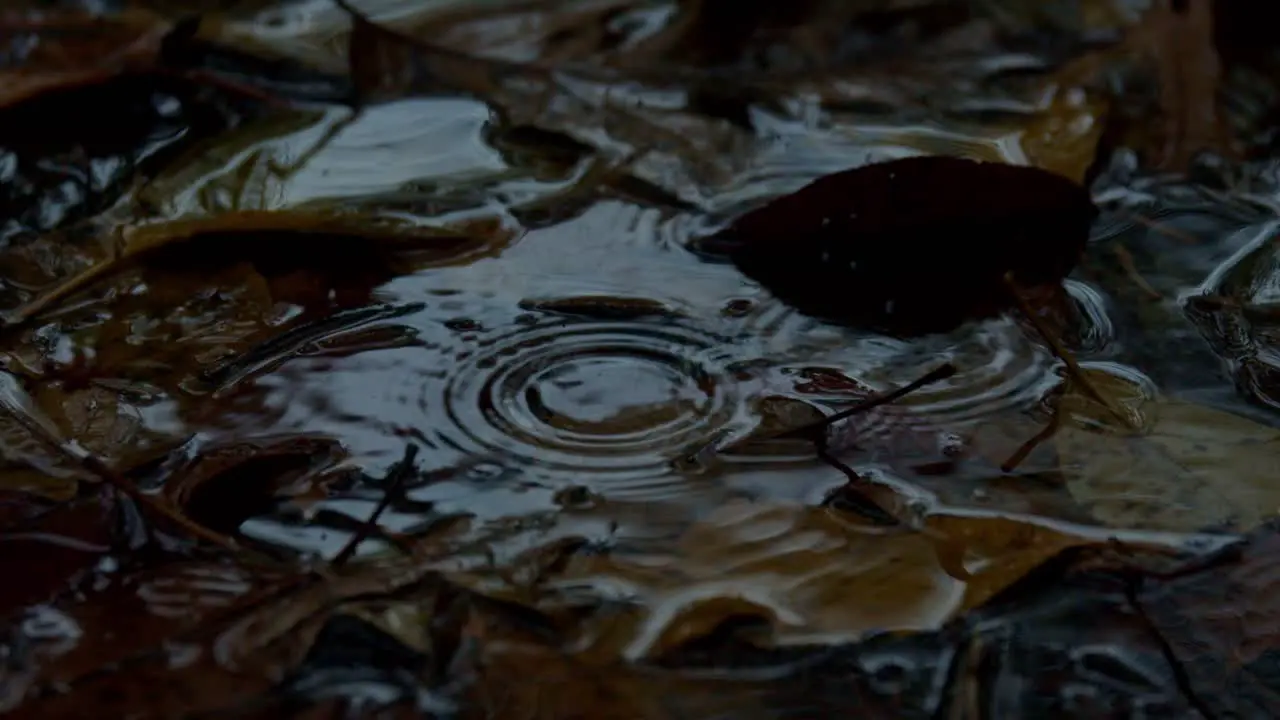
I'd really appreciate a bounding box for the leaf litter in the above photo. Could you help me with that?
[1,0,1280,717]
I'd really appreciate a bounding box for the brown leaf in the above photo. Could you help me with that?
[526,499,1113,659]
[0,492,114,618]
[1138,519,1280,717]
[163,435,347,537]
[1055,366,1280,532]
[1019,84,1109,185]
[1138,0,1233,170]
[0,9,172,108]
[340,0,516,104]
[708,155,1098,336]
[4,209,510,328]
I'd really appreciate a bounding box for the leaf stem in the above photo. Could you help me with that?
[1004,272,1138,430]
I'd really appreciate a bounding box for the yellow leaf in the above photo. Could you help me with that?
[1056,367,1280,532]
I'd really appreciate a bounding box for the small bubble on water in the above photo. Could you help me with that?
[467,462,508,481]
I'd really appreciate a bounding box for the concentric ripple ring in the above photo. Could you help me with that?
[439,318,742,487]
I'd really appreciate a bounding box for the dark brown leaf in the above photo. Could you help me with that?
[707,155,1098,336]
[163,435,347,537]
[0,491,114,618]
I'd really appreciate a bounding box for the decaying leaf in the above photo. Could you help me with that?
[1138,518,1280,718]
[1019,84,1109,185]
[162,434,348,537]
[0,8,173,107]
[4,209,512,327]
[709,155,1098,336]
[525,499,1122,659]
[1055,366,1280,533]
[0,491,116,618]
[34,385,142,464]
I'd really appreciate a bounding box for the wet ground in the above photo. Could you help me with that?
[3,1,1280,717]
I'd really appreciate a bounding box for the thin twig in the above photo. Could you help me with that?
[1123,210,1201,245]
[331,443,420,568]
[1004,273,1137,430]
[744,364,956,530]
[999,410,1062,474]
[75,450,244,552]
[1113,244,1163,299]
[774,363,957,443]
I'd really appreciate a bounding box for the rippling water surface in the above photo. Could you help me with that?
[6,2,1280,712]
[35,4,1261,555]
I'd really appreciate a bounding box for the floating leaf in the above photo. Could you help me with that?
[1055,366,1280,532]
[708,156,1097,336]
[1019,84,1108,184]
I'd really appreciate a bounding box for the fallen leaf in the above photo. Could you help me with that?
[4,209,511,328]
[1055,366,1280,532]
[652,538,1214,718]
[1019,84,1108,184]
[533,499,1113,659]
[5,560,273,719]
[0,9,172,107]
[0,491,115,618]
[163,435,347,537]
[1182,228,1280,411]
[35,385,142,464]
[1138,0,1233,170]
[707,155,1098,336]
[1138,518,1280,717]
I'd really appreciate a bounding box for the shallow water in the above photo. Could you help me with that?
[3,1,1279,715]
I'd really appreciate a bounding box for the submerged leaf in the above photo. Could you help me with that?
[5,209,511,327]
[1138,518,1280,718]
[538,499,1112,659]
[709,155,1098,336]
[1055,366,1280,532]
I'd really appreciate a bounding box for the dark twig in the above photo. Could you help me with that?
[774,363,957,443]
[999,410,1062,473]
[1113,244,1163,300]
[737,364,956,529]
[331,444,420,568]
